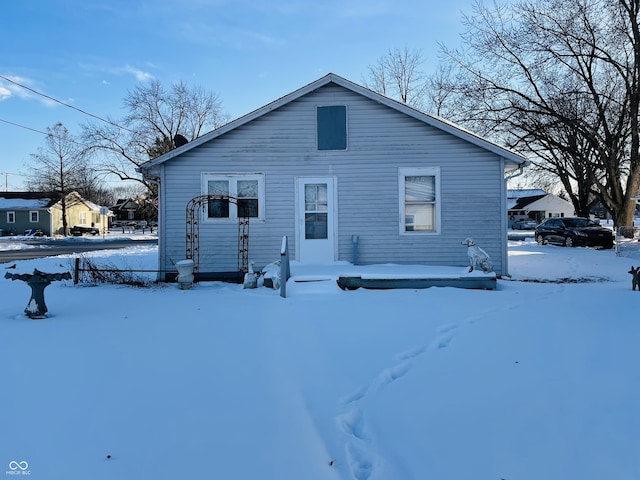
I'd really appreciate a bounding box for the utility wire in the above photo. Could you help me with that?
[0,117,91,147]
[0,74,136,134]
[0,118,49,136]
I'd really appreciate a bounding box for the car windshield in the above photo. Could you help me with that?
[563,218,597,227]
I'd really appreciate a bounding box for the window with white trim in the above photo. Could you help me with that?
[203,174,265,220]
[399,167,440,234]
[7,211,15,223]
[30,211,39,223]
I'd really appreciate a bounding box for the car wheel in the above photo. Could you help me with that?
[536,234,546,245]
[565,236,574,247]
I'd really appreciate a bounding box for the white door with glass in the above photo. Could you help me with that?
[297,178,335,263]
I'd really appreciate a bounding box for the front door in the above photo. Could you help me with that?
[297,177,336,263]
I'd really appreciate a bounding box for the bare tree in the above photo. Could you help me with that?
[364,46,429,108]
[425,64,460,118]
[82,79,229,192]
[26,123,92,235]
[438,0,640,226]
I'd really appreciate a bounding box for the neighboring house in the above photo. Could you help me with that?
[111,198,143,222]
[508,192,574,224]
[110,198,157,225]
[0,191,108,236]
[139,73,527,281]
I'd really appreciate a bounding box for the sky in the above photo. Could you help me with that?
[0,0,477,191]
[1,231,639,479]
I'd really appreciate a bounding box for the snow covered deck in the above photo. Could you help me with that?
[289,262,497,291]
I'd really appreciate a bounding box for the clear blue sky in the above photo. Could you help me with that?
[0,0,475,191]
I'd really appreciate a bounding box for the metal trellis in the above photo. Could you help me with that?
[186,195,250,281]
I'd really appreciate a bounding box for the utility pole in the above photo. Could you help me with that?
[0,172,11,192]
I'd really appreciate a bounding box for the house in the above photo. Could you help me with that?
[110,198,144,223]
[138,73,527,281]
[508,191,574,224]
[0,191,108,236]
[110,197,158,226]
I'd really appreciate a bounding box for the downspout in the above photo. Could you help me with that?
[505,162,528,182]
[501,157,509,278]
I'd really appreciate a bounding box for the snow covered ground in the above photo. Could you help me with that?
[1,235,639,480]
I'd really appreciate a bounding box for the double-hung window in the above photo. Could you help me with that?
[204,174,265,220]
[30,211,39,223]
[7,211,15,223]
[399,167,440,234]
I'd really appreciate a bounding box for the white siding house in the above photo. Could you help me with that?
[508,193,575,224]
[139,73,527,281]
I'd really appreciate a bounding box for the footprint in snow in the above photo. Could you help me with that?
[394,345,427,361]
[338,408,367,440]
[347,442,374,480]
[340,385,368,407]
[436,323,458,334]
[374,362,411,389]
[429,331,456,350]
[464,315,482,325]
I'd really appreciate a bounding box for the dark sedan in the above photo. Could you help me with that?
[70,225,100,236]
[535,217,614,249]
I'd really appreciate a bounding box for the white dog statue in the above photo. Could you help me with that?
[462,238,494,273]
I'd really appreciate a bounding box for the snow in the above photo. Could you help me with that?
[1,234,639,480]
[0,198,52,209]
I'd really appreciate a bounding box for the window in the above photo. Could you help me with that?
[317,105,347,150]
[399,167,440,234]
[7,211,15,223]
[30,211,39,223]
[79,212,87,225]
[304,183,328,239]
[203,174,265,220]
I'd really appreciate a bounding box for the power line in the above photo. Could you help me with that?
[0,118,50,136]
[0,74,135,134]
[0,117,90,147]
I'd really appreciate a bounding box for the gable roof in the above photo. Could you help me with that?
[509,193,574,213]
[0,191,102,211]
[139,73,528,174]
[511,194,547,210]
[508,188,546,199]
[0,192,60,209]
[112,198,140,210]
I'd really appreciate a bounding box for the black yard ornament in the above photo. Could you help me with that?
[5,269,72,319]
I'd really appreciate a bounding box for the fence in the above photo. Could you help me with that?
[615,226,640,259]
[71,247,293,291]
[72,257,169,285]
